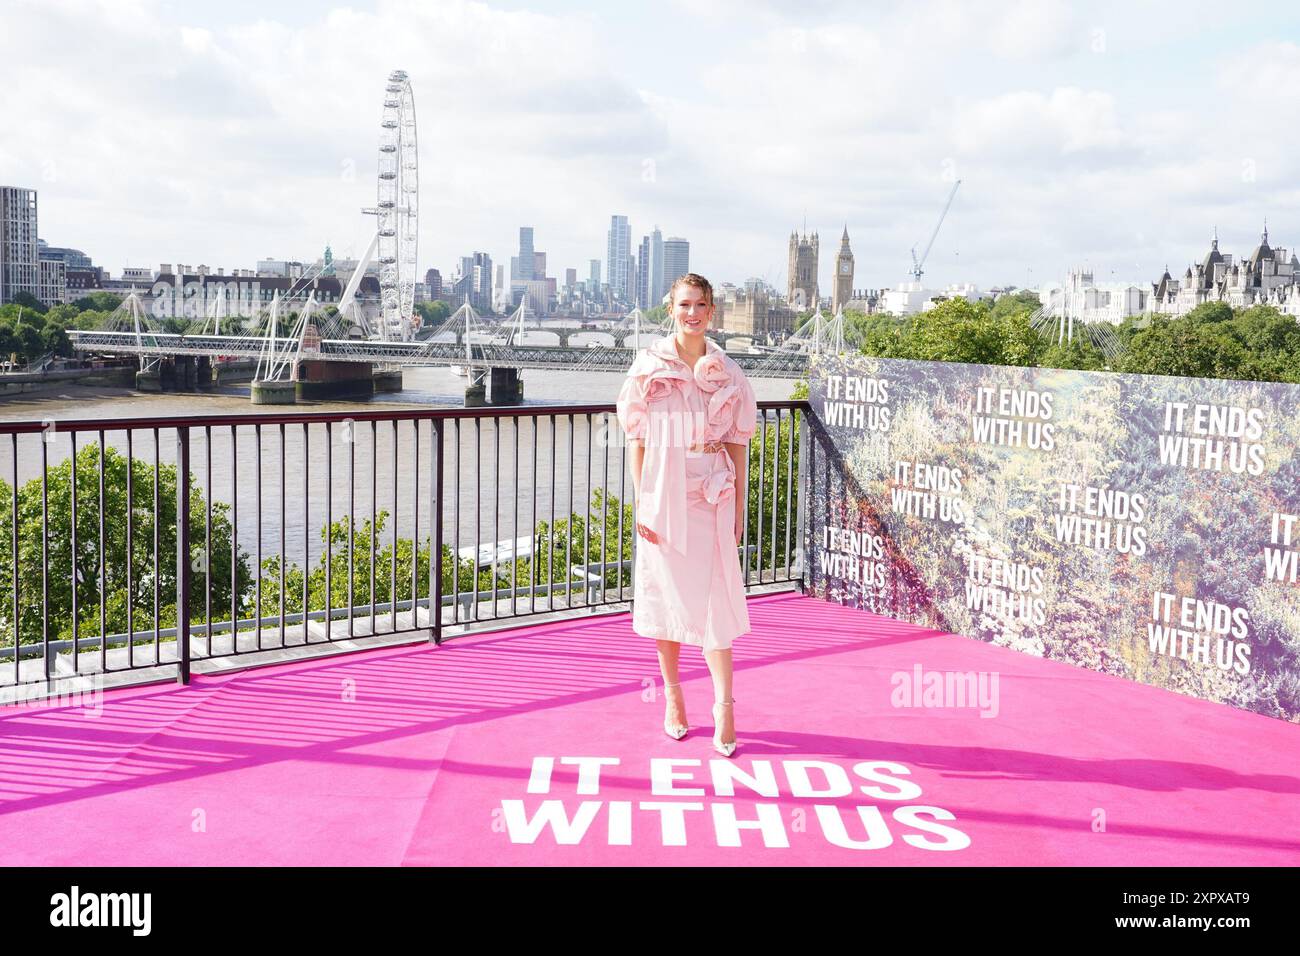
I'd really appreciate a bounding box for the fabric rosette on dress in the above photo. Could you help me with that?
[687,353,741,502]
[691,348,759,445]
[619,351,691,439]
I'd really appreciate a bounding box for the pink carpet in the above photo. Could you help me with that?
[1,591,1297,866]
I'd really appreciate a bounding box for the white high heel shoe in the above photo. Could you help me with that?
[712,697,737,758]
[663,681,688,740]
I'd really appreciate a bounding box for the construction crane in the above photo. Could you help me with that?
[910,179,962,281]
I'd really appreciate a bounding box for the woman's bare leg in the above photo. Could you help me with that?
[657,639,687,727]
[704,648,735,745]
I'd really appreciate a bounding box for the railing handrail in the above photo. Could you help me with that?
[0,399,811,435]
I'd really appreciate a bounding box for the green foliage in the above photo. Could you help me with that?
[45,304,79,326]
[1038,334,1107,371]
[740,413,802,577]
[255,510,443,621]
[1118,305,1300,383]
[988,289,1042,320]
[10,291,46,312]
[415,300,451,327]
[64,309,113,331]
[836,297,1300,385]
[72,291,123,313]
[253,489,642,621]
[0,292,127,363]
[0,442,252,647]
[855,298,1043,367]
[1183,301,1234,325]
[843,310,904,352]
[0,320,50,364]
[533,488,636,594]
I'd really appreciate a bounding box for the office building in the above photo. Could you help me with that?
[663,237,689,296]
[1,186,40,304]
[38,258,67,306]
[36,240,92,270]
[636,226,665,309]
[607,214,631,301]
[516,227,535,282]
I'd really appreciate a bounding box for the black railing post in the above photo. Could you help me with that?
[176,426,192,684]
[796,403,811,595]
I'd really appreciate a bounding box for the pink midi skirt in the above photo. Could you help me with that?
[630,448,751,651]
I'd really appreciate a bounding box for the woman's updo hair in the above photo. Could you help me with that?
[667,272,714,309]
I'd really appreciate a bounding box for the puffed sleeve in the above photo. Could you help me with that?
[616,371,649,442]
[722,370,758,444]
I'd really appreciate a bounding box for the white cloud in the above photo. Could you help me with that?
[984,0,1083,60]
[0,0,1294,293]
[949,88,1129,161]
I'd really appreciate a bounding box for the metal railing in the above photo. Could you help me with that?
[0,400,810,692]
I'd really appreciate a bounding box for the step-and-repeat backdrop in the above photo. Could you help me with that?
[805,352,1300,722]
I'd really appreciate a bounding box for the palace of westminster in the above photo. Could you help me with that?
[715,226,877,337]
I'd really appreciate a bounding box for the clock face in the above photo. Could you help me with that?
[840,262,851,274]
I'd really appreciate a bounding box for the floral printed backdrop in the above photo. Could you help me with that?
[806,352,1300,723]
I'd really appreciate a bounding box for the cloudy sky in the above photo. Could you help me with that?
[3,0,1298,294]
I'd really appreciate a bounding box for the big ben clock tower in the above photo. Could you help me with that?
[832,224,854,314]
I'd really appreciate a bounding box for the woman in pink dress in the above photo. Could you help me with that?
[615,273,758,758]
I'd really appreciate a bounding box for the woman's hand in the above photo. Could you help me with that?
[734,505,745,546]
[636,522,659,545]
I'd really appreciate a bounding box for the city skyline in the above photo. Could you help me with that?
[7,180,1296,319]
[3,1,1299,294]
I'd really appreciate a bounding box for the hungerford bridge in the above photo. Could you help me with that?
[68,291,843,405]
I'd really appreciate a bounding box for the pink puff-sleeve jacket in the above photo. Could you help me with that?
[615,334,759,559]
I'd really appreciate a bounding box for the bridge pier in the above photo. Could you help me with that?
[251,380,296,405]
[175,356,198,391]
[294,359,374,401]
[212,359,258,385]
[465,366,523,406]
[138,356,201,393]
[373,368,403,392]
[488,366,523,405]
